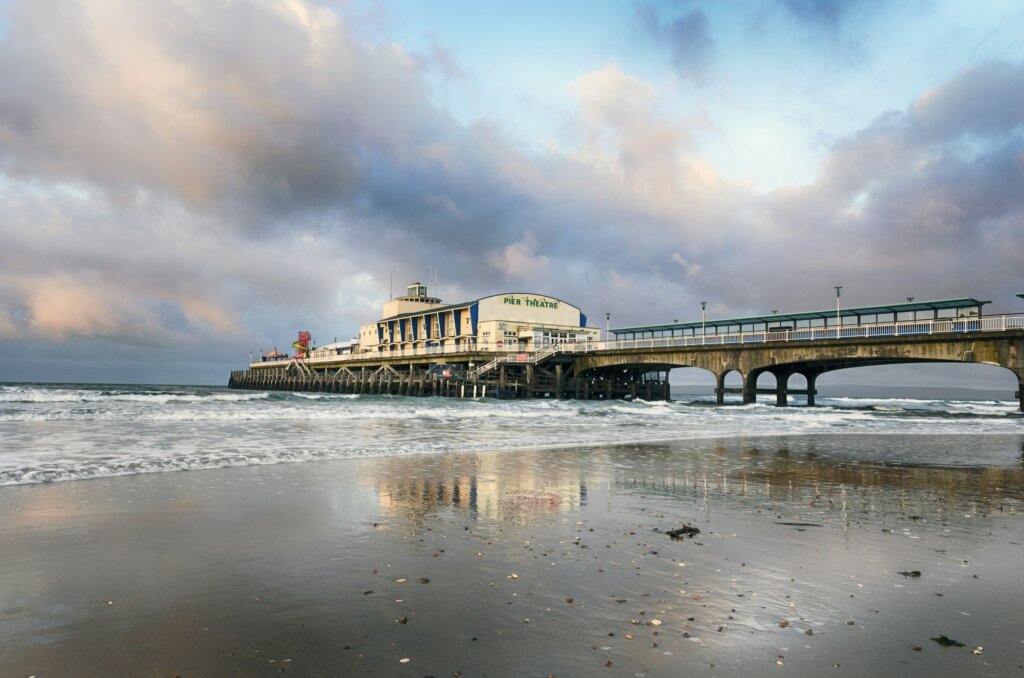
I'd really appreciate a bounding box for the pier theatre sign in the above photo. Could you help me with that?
[503,295,559,310]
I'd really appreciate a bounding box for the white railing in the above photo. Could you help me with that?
[594,314,1024,352]
[249,314,1024,368]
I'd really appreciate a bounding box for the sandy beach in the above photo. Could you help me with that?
[1,434,1022,677]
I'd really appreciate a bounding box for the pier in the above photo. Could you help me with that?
[230,300,1024,410]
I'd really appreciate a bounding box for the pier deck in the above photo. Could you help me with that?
[230,313,1024,410]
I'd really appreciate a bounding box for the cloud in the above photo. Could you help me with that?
[0,0,1021,384]
[0,1,450,220]
[670,253,702,278]
[772,0,875,63]
[908,61,1024,143]
[637,4,715,84]
[777,0,849,30]
[487,232,550,280]
[565,64,729,223]
[751,61,1024,310]
[0,305,19,340]
[417,40,468,82]
[24,276,133,340]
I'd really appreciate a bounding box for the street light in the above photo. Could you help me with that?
[834,286,842,333]
[605,312,611,341]
[700,301,707,344]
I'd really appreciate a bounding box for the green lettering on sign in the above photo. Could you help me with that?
[504,295,558,310]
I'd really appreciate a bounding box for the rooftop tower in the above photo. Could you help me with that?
[382,282,443,318]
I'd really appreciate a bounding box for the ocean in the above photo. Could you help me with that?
[1,382,1021,486]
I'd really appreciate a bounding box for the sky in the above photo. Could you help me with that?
[0,0,1022,386]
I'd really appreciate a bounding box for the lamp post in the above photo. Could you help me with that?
[700,301,707,344]
[834,286,842,334]
[605,312,610,342]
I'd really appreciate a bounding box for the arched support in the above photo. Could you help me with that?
[570,331,1024,411]
[771,368,793,407]
[716,370,746,404]
[788,368,823,407]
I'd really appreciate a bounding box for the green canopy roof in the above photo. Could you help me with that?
[612,297,990,336]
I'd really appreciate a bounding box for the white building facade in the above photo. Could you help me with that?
[356,284,598,354]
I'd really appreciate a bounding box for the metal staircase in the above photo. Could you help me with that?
[468,343,564,379]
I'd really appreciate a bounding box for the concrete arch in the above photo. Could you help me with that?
[745,358,1023,407]
[810,360,1022,399]
[714,368,746,404]
[571,330,1023,409]
[667,365,718,397]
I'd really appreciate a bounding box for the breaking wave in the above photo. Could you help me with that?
[0,383,1020,486]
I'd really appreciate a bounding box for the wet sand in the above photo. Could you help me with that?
[1,434,1022,677]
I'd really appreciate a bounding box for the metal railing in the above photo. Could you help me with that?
[249,314,1024,368]
[467,343,563,378]
[600,314,1024,352]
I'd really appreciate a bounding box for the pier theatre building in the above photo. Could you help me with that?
[352,283,598,355]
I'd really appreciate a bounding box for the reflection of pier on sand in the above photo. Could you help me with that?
[376,452,587,525]
[370,435,1024,534]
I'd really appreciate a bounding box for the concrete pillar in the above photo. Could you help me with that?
[555,363,563,399]
[742,372,756,404]
[805,372,818,407]
[774,370,789,407]
[715,372,726,405]
[1016,372,1023,412]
